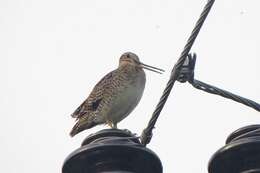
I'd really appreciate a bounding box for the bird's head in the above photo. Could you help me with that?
[119,52,164,74]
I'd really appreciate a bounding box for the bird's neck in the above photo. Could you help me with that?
[118,64,143,77]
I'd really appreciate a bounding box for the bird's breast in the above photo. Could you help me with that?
[106,70,146,123]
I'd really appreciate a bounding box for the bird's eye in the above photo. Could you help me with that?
[126,54,130,58]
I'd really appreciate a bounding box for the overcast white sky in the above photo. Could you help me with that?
[1,0,260,172]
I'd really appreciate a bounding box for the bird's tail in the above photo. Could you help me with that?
[70,117,98,137]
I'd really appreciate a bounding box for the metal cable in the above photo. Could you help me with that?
[191,79,260,112]
[140,0,215,146]
[177,53,260,112]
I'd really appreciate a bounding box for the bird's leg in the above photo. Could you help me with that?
[107,121,113,128]
[111,123,117,129]
[107,121,117,129]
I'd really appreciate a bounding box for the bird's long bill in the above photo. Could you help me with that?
[140,62,165,74]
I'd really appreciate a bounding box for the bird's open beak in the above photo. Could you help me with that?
[140,62,165,74]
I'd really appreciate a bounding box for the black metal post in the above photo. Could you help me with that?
[208,125,260,173]
[62,129,162,173]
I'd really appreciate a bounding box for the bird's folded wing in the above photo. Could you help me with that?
[71,70,116,119]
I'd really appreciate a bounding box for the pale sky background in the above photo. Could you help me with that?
[1,0,260,172]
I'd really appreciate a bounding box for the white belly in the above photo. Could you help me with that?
[107,71,146,124]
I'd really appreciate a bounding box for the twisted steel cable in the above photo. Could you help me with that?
[177,53,260,112]
[191,79,260,112]
[140,0,215,146]
[177,54,260,112]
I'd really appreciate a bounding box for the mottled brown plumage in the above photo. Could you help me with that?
[70,52,164,137]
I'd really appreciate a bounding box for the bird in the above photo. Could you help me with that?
[70,52,164,137]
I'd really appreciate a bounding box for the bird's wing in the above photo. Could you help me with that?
[71,70,116,119]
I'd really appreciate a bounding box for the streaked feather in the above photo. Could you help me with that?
[71,70,116,119]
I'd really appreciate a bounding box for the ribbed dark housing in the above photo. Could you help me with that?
[62,129,162,173]
[208,125,260,173]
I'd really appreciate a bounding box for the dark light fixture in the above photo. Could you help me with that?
[62,129,162,173]
[208,125,260,173]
